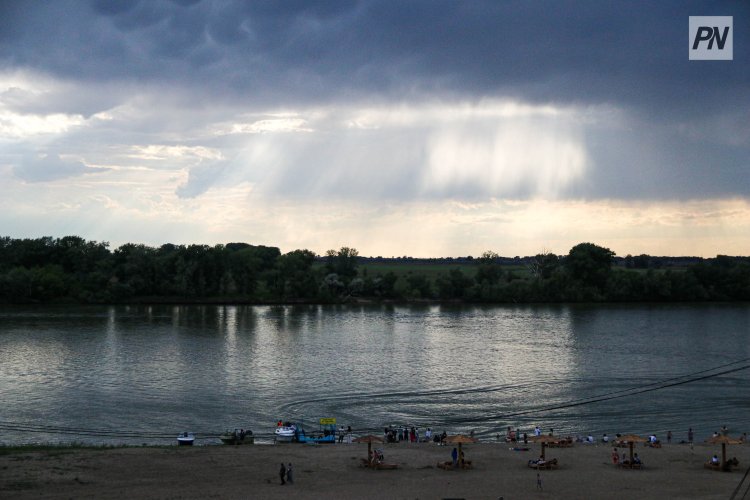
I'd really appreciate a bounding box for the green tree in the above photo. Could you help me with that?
[529,251,559,280]
[325,247,359,280]
[476,251,502,285]
[275,249,318,299]
[113,243,158,296]
[565,243,615,290]
[406,272,432,299]
[228,247,263,296]
[436,268,472,299]
[368,272,398,299]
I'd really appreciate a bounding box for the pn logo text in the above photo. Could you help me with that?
[689,16,733,60]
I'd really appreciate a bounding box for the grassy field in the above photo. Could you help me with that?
[356,261,534,281]
[316,259,681,284]
[359,261,476,279]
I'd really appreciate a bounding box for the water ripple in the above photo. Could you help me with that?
[0,303,748,444]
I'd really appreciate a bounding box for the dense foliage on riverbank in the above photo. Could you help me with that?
[0,236,748,304]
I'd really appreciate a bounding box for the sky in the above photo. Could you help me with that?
[1,1,748,258]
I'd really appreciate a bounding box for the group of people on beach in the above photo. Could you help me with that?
[337,425,353,443]
[231,428,250,442]
[497,424,747,448]
[383,426,445,444]
[500,425,552,444]
[279,462,293,485]
[450,446,465,466]
[271,422,747,485]
[610,449,642,466]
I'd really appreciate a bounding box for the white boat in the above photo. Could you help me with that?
[177,432,195,446]
[274,424,296,442]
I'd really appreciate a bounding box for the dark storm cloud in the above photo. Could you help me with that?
[1,0,747,200]
[2,0,746,109]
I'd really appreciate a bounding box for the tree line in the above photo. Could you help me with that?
[0,236,748,304]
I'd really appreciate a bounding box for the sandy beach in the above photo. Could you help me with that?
[2,440,748,499]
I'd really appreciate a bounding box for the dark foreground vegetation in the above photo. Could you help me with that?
[0,236,748,304]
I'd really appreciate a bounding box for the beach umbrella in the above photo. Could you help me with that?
[353,435,384,464]
[706,435,742,468]
[619,434,648,465]
[444,434,478,467]
[529,435,559,460]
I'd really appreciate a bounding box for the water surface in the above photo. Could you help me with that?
[1,303,748,445]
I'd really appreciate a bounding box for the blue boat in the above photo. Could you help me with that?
[295,418,337,444]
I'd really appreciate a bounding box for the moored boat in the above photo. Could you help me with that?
[220,429,254,445]
[177,432,195,446]
[295,418,337,444]
[274,422,297,442]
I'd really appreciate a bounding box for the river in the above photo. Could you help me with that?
[1,303,748,445]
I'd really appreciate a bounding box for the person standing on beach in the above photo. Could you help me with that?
[279,463,286,485]
[536,472,542,490]
[451,447,458,467]
[667,430,672,444]
[688,428,694,443]
[286,463,293,484]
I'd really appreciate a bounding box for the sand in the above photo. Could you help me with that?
[1,440,748,499]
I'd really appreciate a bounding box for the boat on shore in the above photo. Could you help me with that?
[274,423,297,443]
[177,432,195,446]
[220,429,254,445]
[295,418,337,444]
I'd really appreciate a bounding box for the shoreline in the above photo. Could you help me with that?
[2,441,748,499]
[3,298,749,307]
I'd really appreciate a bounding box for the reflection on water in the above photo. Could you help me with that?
[0,303,748,445]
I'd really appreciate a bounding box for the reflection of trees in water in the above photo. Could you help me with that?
[1,303,748,445]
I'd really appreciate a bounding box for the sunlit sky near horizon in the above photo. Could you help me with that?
[1,1,748,257]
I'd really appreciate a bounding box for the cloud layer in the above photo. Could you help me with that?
[0,1,748,256]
